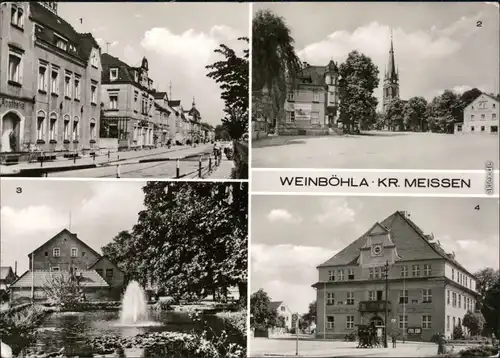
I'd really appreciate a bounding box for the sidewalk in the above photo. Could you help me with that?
[0,144,208,176]
[207,158,235,179]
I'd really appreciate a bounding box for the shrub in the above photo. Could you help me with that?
[459,345,499,357]
[231,141,248,179]
[152,299,173,311]
[216,310,246,340]
[453,325,465,340]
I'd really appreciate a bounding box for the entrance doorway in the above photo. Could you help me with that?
[376,291,383,300]
[1,111,21,152]
[370,315,384,327]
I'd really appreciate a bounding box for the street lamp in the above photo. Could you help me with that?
[295,313,299,356]
[383,260,390,348]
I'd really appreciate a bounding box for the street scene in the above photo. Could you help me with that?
[0,180,248,358]
[0,2,249,178]
[251,2,499,169]
[250,195,500,357]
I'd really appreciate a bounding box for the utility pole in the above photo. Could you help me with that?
[384,260,389,348]
[295,313,299,355]
[31,252,34,302]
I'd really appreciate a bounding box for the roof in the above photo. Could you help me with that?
[268,301,283,311]
[88,256,124,274]
[168,100,181,107]
[299,66,328,86]
[11,270,109,288]
[318,211,475,277]
[465,92,500,110]
[154,92,168,100]
[0,267,15,281]
[29,229,101,259]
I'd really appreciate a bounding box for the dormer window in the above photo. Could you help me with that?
[55,34,68,51]
[110,68,118,81]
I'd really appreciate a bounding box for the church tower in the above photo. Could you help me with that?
[325,60,340,126]
[382,31,400,113]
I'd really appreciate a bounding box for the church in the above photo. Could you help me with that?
[382,33,401,114]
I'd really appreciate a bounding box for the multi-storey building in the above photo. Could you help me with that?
[185,97,202,143]
[382,33,400,114]
[281,60,340,135]
[10,228,124,300]
[313,211,478,342]
[153,91,175,145]
[455,93,499,134]
[168,100,187,144]
[100,54,157,150]
[1,2,102,158]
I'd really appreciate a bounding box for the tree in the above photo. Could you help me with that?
[481,276,500,339]
[214,124,230,141]
[102,182,248,304]
[453,324,464,340]
[276,316,286,328]
[475,268,500,302]
[338,51,379,133]
[302,300,316,327]
[250,289,278,330]
[463,310,485,337]
[426,90,462,133]
[252,9,302,130]
[384,98,406,131]
[206,37,249,140]
[403,96,428,131]
[42,271,83,308]
[460,88,482,109]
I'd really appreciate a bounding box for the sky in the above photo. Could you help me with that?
[251,196,499,314]
[58,2,249,127]
[0,180,146,274]
[253,2,499,109]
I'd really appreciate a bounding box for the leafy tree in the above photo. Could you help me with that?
[42,271,83,308]
[426,90,462,133]
[453,324,464,340]
[302,300,316,327]
[206,37,249,140]
[474,268,500,303]
[214,124,230,141]
[252,9,302,131]
[102,182,248,304]
[384,98,406,131]
[250,289,278,330]
[463,310,485,336]
[460,88,482,108]
[338,51,379,133]
[481,275,500,339]
[276,316,286,328]
[403,96,428,131]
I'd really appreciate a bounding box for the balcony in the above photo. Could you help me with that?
[358,300,391,313]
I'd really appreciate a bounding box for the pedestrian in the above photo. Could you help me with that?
[392,335,396,348]
[437,332,446,355]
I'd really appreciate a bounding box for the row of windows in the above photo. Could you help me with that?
[47,247,84,258]
[446,316,465,331]
[472,101,496,110]
[11,4,24,29]
[325,264,433,282]
[285,111,321,124]
[48,267,114,279]
[325,315,432,330]
[327,268,356,281]
[451,268,474,290]
[35,111,97,142]
[446,290,474,311]
[470,113,497,121]
[107,92,154,114]
[463,125,499,133]
[325,289,433,305]
[398,289,432,304]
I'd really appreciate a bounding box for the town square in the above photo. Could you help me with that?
[251,2,499,169]
[0,2,249,179]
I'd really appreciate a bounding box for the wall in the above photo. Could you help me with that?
[91,257,124,289]
[11,286,115,301]
[462,95,499,134]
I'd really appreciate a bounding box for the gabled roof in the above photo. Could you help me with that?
[0,267,15,281]
[154,92,168,100]
[11,270,109,288]
[88,256,124,274]
[298,66,327,86]
[318,211,475,277]
[465,92,500,110]
[29,229,101,259]
[268,301,283,311]
[168,100,181,107]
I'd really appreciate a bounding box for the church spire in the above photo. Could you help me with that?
[386,29,397,81]
[192,96,196,107]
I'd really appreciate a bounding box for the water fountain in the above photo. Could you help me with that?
[120,281,149,325]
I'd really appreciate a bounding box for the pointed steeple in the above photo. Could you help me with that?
[386,29,397,82]
[192,96,196,108]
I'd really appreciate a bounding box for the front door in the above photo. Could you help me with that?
[1,112,21,152]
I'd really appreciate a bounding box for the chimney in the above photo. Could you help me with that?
[14,261,17,276]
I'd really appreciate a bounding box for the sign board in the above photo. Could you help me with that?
[0,96,26,110]
[294,103,311,121]
[407,327,422,335]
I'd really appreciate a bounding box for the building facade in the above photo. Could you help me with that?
[0,267,17,291]
[269,301,294,330]
[1,2,102,158]
[280,60,340,135]
[455,93,499,134]
[382,34,400,114]
[313,211,478,342]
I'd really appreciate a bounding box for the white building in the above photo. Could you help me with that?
[455,93,499,134]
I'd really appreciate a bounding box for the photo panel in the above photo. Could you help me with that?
[250,194,499,357]
[0,179,248,357]
[251,2,499,170]
[0,1,249,179]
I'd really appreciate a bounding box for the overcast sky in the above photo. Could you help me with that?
[251,196,499,314]
[0,180,146,274]
[254,2,499,109]
[58,2,249,127]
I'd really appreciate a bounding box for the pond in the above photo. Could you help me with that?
[30,310,232,357]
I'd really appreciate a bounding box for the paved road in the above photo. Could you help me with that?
[252,132,499,169]
[249,338,471,357]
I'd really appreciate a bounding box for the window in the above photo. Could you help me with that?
[49,113,57,140]
[491,126,498,133]
[64,72,72,97]
[338,269,344,281]
[8,52,22,84]
[369,268,374,279]
[55,34,68,51]
[412,264,420,277]
[326,316,334,329]
[311,111,320,125]
[471,126,475,131]
[134,91,138,110]
[63,115,70,140]
[471,115,474,121]
[74,75,81,100]
[51,67,59,94]
[82,252,86,257]
[396,290,408,304]
[51,266,60,272]
[481,114,485,120]
[346,292,354,305]
[109,95,118,109]
[285,111,295,123]
[458,318,461,326]
[91,83,97,103]
[106,269,113,278]
[110,68,118,81]
[38,62,48,92]
[447,290,450,305]
[452,292,457,307]
[478,101,487,109]
[424,264,432,276]
[493,104,496,109]
[11,4,24,28]
[37,111,45,140]
[368,291,375,301]
[313,91,320,102]
[401,265,408,277]
[452,269,455,280]
[329,91,334,103]
[422,289,432,303]
[453,317,456,328]
[90,51,99,67]
[328,270,335,281]
[447,316,450,330]
[375,267,381,279]
[287,90,295,102]
[281,306,286,311]
[90,119,96,140]
[71,248,78,257]
[346,316,355,329]
[457,125,462,131]
[458,294,462,308]
[422,315,432,329]
[327,292,335,305]
[399,315,408,329]
[348,268,354,280]
[53,247,60,257]
[44,252,48,257]
[72,117,79,141]
[481,126,485,132]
